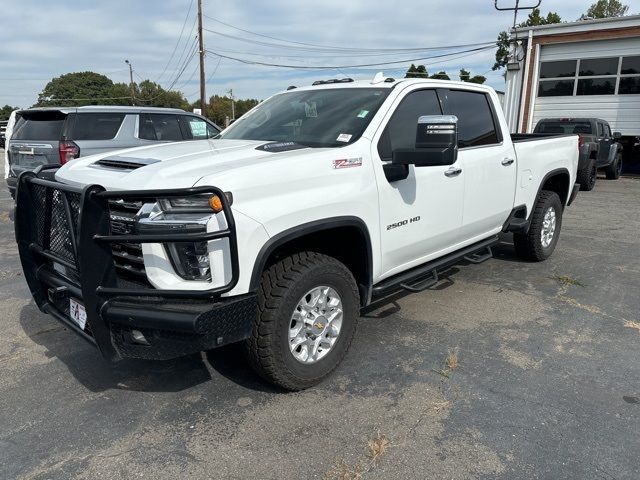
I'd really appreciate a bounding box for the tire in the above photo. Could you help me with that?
[577,158,597,191]
[245,251,360,391]
[513,191,563,262]
[605,154,622,180]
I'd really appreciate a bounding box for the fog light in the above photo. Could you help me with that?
[131,330,150,345]
[166,241,211,280]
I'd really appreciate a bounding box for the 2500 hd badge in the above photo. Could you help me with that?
[387,216,421,230]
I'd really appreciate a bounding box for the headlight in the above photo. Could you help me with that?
[134,192,232,282]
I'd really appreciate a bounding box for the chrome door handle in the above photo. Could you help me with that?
[444,167,462,177]
[501,158,515,166]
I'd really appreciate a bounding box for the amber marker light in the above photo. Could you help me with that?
[209,195,224,213]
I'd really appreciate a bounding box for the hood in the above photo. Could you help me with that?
[55,139,315,190]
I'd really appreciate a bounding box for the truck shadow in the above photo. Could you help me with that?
[17,237,522,394]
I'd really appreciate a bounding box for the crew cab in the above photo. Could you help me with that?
[14,75,579,390]
[534,118,623,191]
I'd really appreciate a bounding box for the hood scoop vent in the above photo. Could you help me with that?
[95,156,161,171]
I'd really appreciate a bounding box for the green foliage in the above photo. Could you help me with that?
[206,95,260,126]
[493,8,562,71]
[35,72,124,107]
[0,105,20,121]
[136,80,190,110]
[404,66,485,84]
[586,0,629,18]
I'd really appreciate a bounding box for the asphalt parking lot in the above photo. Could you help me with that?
[1,154,639,480]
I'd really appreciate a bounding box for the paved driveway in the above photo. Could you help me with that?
[1,158,639,479]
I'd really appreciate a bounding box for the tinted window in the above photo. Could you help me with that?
[619,76,640,94]
[606,124,612,137]
[446,90,499,148]
[577,78,615,95]
[377,89,441,160]
[535,121,592,135]
[181,116,218,140]
[139,114,183,141]
[70,113,125,140]
[538,80,575,97]
[597,123,605,137]
[540,60,576,79]
[621,56,640,75]
[11,112,66,141]
[579,57,618,76]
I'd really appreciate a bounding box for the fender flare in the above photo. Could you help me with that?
[534,167,572,209]
[248,216,373,300]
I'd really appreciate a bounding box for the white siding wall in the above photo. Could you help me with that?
[532,38,640,135]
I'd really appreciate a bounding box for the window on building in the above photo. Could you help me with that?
[538,55,640,97]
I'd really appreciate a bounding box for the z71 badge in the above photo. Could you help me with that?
[333,157,362,169]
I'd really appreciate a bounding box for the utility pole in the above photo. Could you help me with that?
[197,0,206,117]
[494,0,542,62]
[227,88,235,120]
[125,59,135,105]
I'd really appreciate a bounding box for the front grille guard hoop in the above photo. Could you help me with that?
[16,172,240,302]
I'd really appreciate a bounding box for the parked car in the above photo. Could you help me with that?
[534,118,623,191]
[0,120,7,149]
[5,106,220,197]
[14,76,579,391]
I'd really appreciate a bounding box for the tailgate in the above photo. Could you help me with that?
[8,110,67,175]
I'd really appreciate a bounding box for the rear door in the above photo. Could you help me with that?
[8,110,67,175]
[441,89,516,240]
[138,113,183,144]
[66,112,129,156]
[597,121,612,165]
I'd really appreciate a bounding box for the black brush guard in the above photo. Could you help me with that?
[15,168,256,361]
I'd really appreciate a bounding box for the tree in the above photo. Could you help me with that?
[493,8,561,71]
[35,72,125,107]
[206,95,259,126]
[459,69,487,84]
[404,66,485,84]
[0,105,20,121]
[136,80,190,110]
[585,0,629,18]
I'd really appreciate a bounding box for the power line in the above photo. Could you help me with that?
[155,0,195,84]
[204,45,495,70]
[203,15,494,53]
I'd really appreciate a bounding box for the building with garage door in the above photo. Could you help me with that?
[503,14,640,172]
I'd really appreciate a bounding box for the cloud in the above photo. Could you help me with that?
[0,0,638,107]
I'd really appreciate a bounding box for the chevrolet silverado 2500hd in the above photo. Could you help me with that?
[15,75,579,390]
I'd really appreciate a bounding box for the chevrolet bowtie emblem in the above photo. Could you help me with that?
[314,322,324,330]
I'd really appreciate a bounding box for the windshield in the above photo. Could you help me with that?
[219,88,390,148]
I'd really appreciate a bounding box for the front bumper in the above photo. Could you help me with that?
[15,168,253,361]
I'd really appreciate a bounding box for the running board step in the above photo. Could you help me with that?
[400,269,438,293]
[463,246,493,264]
[371,236,499,297]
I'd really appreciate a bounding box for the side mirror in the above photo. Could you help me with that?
[392,115,458,167]
[613,131,622,139]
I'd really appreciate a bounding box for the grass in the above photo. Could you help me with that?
[624,320,640,332]
[550,275,586,287]
[324,432,391,480]
[367,432,390,463]
[433,348,459,379]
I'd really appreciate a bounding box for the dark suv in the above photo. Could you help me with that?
[534,118,623,191]
[6,106,221,197]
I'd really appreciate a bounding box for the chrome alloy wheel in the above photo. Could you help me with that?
[289,286,343,364]
[541,206,557,248]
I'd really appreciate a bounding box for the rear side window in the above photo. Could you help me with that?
[69,113,125,140]
[597,123,605,137]
[445,90,499,148]
[180,115,218,140]
[139,114,183,141]
[378,89,442,160]
[535,121,592,134]
[11,112,66,141]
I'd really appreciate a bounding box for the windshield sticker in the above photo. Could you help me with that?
[336,133,352,142]
[305,102,318,118]
[357,110,369,118]
[333,157,362,169]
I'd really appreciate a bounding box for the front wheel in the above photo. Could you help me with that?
[514,190,563,262]
[605,154,622,180]
[245,252,360,391]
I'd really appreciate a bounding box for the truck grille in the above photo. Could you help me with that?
[108,200,152,287]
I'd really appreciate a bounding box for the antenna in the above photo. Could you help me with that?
[494,1,542,68]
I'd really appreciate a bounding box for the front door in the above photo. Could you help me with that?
[372,88,464,278]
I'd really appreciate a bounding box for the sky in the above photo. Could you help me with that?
[1,0,639,108]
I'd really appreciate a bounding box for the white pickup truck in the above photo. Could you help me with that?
[15,75,579,390]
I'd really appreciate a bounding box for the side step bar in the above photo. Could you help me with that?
[371,236,499,297]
